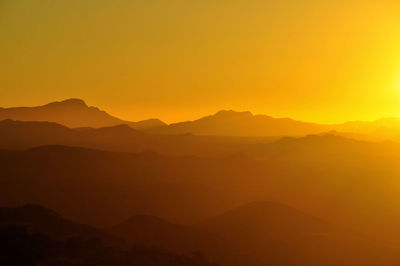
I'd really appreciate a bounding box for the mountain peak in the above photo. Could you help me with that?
[0,204,63,223]
[213,110,253,118]
[0,99,165,129]
[119,215,171,227]
[49,98,88,107]
[17,204,62,218]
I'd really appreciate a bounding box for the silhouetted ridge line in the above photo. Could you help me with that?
[45,98,88,107]
[0,99,166,129]
[0,205,217,266]
[149,109,328,136]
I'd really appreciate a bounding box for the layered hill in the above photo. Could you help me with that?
[109,215,214,254]
[198,201,398,266]
[0,99,165,129]
[0,205,216,266]
[0,204,115,243]
[0,119,279,156]
[107,201,399,266]
[3,204,397,266]
[1,136,400,244]
[0,145,247,226]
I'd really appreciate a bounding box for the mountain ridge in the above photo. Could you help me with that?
[3,99,400,140]
[149,109,327,137]
[0,98,165,129]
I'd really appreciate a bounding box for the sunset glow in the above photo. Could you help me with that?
[1,0,400,123]
[4,2,400,266]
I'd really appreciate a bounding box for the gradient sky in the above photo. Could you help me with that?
[1,0,400,123]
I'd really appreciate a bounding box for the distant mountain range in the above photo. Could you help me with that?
[0,119,279,157]
[0,98,165,129]
[0,119,396,158]
[2,99,400,140]
[149,110,327,137]
[150,110,400,140]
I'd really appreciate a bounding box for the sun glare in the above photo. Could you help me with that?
[397,74,400,91]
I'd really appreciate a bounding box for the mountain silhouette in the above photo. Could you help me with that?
[0,99,165,129]
[0,119,279,156]
[2,131,400,243]
[0,145,248,226]
[8,203,396,266]
[0,204,116,243]
[148,109,400,141]
[333,117,400,141]
[1,139,400,264]
[149,110,328,136]
[1,137,400,239]
[109,201,399,266]
[5,99,400,140]
[0,205,217,266]
[109,215,215,255]
[199,201,398,266]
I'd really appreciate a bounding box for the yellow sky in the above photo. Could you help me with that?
[1,0,400,123]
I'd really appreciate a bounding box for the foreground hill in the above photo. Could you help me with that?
[199,201,399,266]
[0,205,216,266]
[0,204,115,243]
[108,215,233,264]
[0,99,165,129]
[109,215,217,255]
[3,204,397,266]
[110,201,399,266]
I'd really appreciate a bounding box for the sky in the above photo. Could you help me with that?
[1,0,400,123]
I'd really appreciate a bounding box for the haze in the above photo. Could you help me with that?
[4,2,400,264]
[2,0,400,123]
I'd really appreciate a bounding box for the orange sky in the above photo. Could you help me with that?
[1,0,400,123]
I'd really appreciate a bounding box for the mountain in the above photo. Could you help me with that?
[0,99,165,129]
[0,119,279,156]
[0,205,217,266]
[148,109,400,141]
[149,110,328,136]
[5,204,396,266]
[199,201,398,266]
[2,135,400,244]
[109,215,214,254]
[3,99,400,140]
[5,99,400,140]
[0,145,246,226]
[333,117,400,141]
[109,202,400,266]
[109,215,234,263]
[0,204,115,242]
